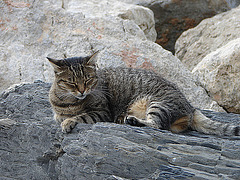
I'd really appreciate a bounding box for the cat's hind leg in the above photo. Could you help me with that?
[125,98,188,132]
[124,97,148,126]
[125,98,162,129]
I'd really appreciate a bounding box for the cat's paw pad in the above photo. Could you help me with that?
[125,116,138,126]
[124,116,145,127]
[61,118,77,133]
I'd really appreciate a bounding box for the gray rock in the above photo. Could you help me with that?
[122,0,240,53]
[193,38,240,113]
[1,82,240,180]
[175,5,240,70]
[0,118,16,128]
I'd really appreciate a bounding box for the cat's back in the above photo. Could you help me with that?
[98,67,177,93]
[98,67,184,110]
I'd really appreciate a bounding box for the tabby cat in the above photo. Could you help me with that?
[47,52,239,136]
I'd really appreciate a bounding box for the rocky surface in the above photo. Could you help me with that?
[175,5,240,71]
[122,0,240,53]
[175,4,240,113]
[66,0,157,41]
[0,0,222,111]
[1,1,240,178]
[0,0,155,92]
[1,81,240,180]
[192,38,240,113]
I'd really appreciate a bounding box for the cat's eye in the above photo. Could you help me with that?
[86,75,96,83]
[66,81,76,86]
[86,74,96,80]
[58,80,76,89]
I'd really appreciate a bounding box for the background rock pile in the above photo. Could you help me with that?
[1,0,240,179]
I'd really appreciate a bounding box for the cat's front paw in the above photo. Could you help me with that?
[61,118,77,133]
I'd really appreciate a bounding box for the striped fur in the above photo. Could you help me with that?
[48,54,239,136]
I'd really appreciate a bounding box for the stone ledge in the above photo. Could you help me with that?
[0,81,240,179]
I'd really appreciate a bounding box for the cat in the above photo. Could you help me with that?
[47,52,239,136]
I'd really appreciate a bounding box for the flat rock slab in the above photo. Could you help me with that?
[0,81,240,179]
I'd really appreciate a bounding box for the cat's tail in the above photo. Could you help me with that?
[191,110,240,136]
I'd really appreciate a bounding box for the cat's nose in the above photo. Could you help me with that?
[77,84,85,95]
[79,90,85,95]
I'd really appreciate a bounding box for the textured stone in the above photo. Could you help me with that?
[175,5,240,70]
[122,0,240,53]
[0,81,240,180]
[0,0,222,111]
[66,0,157,41]
[192,38,240,113]
[0,0,155,92]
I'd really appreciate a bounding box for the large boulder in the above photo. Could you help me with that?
[0,0,155,93]
[193,38,240,113]
[175,5,240,70]
[0,0,222,111]
[1,81,240,179]
[65,0,157,41]
[122,0,240,53]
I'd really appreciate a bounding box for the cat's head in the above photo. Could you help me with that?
[47,52,98,99]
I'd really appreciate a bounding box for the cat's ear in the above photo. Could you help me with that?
[47,57,65,72]
[86,51,99,66]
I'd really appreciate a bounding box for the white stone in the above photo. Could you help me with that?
[193,38,240,113]
[175,5,240,70]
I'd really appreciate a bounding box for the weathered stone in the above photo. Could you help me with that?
[0,118,16,128]
[175,5,240,70]
[0,82,240,179]
[122,0,240,53]
[66,0,157,41]
[192,38,240,113]
[0,0,222,111]
[0,0,155,92]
